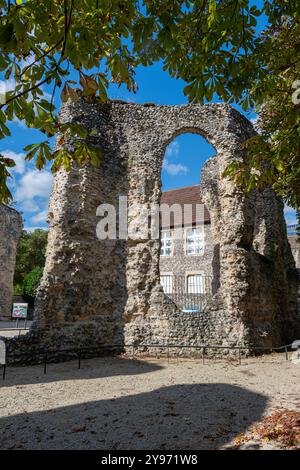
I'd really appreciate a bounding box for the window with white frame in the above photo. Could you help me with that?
[160,230,172,256]
[160,274,173,294]
[186,227,204,255]
[186,274,204,294]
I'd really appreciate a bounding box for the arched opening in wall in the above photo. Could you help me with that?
[159,132,218,314]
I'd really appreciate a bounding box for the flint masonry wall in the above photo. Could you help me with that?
[0,204,22,320]
[289,236,300,269]
[5,100,300,362]
[160,225,215,279]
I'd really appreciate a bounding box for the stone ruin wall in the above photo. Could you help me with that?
[4,100,300,362]
[0,204,22,320]
[289,237,300,270]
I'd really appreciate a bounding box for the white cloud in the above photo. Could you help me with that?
[163,160,189,176]
[284,205,297,226]
[20,54,35,69]
[15,170,52,201]
[1,150,26,174]
[284,204,295,216]
[163,140,189,176]
[165,141,180,158]
[14,170,52,227]
[0,71,51,105]
[30,209,48,225]
[5,154,52,226]
[0,78,16,104]
[250,116,258,125]
[21,200,40,213]
[0,78,16,92]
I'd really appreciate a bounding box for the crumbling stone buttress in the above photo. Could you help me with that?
[5,100,300,362]
[0,204,22,321]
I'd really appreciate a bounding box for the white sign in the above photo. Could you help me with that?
[291,340,300,350]
[0,340,6,366]
[12,303,28,319]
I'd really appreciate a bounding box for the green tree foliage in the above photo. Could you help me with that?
[22,266,44,301]
[14,229,48,296]
[223,14,300,223]
[0,1,299,218]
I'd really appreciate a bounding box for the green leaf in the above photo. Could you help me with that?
[0,23,14,45]
[0,120,11,138]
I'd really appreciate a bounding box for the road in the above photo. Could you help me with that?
[0,320,32,338]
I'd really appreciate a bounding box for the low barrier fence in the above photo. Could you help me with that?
[0,342,296,380]
[161,275,214,313]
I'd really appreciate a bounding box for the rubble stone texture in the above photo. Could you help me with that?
[5,100,300,361]
[0,204,22,320]
[289,236,300,269]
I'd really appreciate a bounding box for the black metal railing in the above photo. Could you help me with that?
[1,341,296,380]
[161,274,213,313]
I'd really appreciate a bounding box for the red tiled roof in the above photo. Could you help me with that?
[160,184,211,228]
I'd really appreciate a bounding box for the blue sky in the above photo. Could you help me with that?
[0,33,297,230]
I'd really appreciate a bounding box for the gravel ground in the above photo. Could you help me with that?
[0,354,299,450]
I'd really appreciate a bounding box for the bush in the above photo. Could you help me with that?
[14,229,48,287]
[22,266,44,301]
[13,283,23,295]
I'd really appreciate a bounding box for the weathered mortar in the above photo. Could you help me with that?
[4,100,300,362]
[0,204,22,320]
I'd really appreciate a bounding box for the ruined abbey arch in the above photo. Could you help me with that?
[6,100,300,360]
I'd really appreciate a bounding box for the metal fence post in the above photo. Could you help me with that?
[43,353,47,374]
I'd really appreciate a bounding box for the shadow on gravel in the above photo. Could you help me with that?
[0,383,267,450]
[0,357,163,387]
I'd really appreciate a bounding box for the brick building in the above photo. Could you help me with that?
[0,204,23,320]
[159,185,299,305]
[159,185,215,311]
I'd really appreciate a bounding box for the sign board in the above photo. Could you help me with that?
[12,303,28,319]
[0,340,6,366]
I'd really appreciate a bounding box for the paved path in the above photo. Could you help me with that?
[0,321,32,329]
[0,321,32,338]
